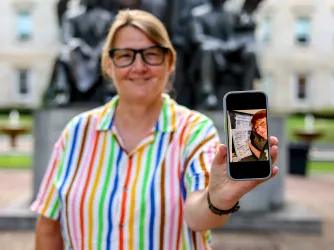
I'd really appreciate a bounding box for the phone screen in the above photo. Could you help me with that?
[224,91,271,180]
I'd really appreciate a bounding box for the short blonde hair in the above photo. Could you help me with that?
[101,9,177,76]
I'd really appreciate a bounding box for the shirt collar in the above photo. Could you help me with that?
[95,93,178,133]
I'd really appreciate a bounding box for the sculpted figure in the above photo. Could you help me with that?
[188,0,261,110]
[45,0,115,106]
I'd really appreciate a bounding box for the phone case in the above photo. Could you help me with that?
[223,90,272,181]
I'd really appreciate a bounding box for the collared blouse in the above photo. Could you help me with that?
[31,94,220,250]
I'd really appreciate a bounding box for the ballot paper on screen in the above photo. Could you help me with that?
[235,113,252,130]
[232,129,252,161]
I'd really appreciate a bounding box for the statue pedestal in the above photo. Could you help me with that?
[33,109,286,211]
[33,109,287,213]
[32,105,99,199]
[33,109,286,209]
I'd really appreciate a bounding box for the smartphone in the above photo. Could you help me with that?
[223,90,272,181]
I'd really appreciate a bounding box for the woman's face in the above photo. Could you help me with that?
[254,117,267,140]
[106,25,173,104]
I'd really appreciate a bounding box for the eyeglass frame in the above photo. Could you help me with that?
[108,45,169,68]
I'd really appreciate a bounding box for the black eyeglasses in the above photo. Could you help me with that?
[108,45,169,68]
[254,120,267,131]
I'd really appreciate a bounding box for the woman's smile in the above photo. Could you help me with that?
[128,77,152,83]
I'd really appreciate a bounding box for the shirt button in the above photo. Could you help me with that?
[123,186,128,191]
[119,224,124,229]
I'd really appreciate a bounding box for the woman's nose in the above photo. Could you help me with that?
[131,53,147,72]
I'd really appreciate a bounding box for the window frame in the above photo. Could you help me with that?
[293,74,309,102]
[295,16,311,46]
[260,16,271,44]
[261,74,274,105]
[13,68,34,103]
[16,9,33,41]
[331,76,334,105]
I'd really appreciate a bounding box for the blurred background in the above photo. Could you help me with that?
[0,0,333,249]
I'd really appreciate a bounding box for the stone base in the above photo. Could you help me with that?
[0,208,36,231]
[215,201,322,234]
[25,109,321,234]
[33,105,99,199]
[0,200,322,233]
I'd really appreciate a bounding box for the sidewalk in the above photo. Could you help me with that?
[212,172,334,250]
[0,169,334,250]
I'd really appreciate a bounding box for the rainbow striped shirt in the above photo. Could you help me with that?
[31,94,220,250]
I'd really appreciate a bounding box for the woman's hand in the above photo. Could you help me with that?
[248,138,260,159]
[35,216,64,250]
[207,136,279,210]
[247,138,252,147]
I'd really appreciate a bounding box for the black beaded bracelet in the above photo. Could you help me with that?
[207,191,240,216]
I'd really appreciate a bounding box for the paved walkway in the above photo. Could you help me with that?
[212,173,334,250]
[1,169,334,249]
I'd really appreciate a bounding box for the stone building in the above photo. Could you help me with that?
[256,0,334,112]
[1,0,334,112]
[0,0,59,109]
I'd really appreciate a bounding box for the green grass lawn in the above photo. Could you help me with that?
[3,114,333,142]
[308,161,334,172]
[0,114,332,171]
[0,114,33,128]
[0,155,32,169]
[286,116,334,144]
[0,113,333,142]
[0,153,332,173]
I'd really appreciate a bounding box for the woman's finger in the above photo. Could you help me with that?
[269,136,278,147]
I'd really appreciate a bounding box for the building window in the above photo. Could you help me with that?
[14,69,32,102]
[262,74,273,104]
[18,70,29,94]
[17,10,32,41]
[297,74,307,99]
[331,77,334,105]
[295,17,310,45]
[260,17,271,44]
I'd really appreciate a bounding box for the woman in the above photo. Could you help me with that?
[248,110,269,161]
[32,9,279,250]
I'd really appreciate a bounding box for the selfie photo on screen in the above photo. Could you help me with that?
[227,109,269,163]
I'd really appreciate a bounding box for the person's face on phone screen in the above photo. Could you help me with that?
[254,117,267,140]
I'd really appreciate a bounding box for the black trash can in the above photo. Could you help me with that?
[289,143,310,176]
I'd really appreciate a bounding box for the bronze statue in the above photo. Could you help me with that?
[45,0,173,107]
[44,0,116,107]
[168,0,210,109]
[46,0,262,109]
[102,0,167,22]
[188,0,262,110]
[56,0,70,26]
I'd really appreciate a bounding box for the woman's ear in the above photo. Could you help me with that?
[104,57,114,79]
[167,51,175,74]
[169,66,175,75]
